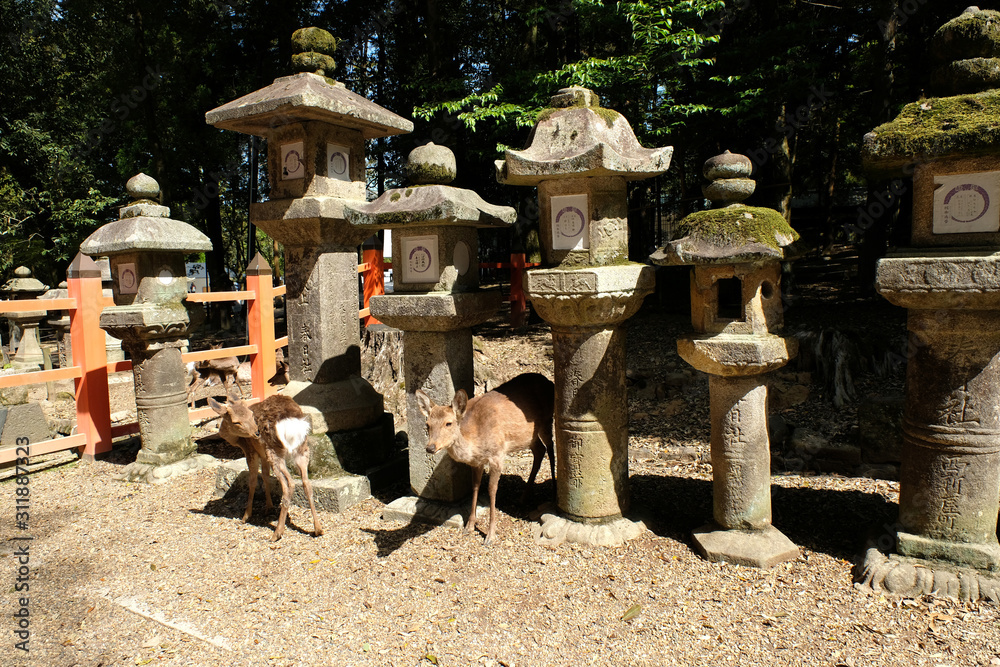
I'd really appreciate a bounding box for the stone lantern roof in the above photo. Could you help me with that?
[863,7,1000,177]
[496,86,672,186]
[3,266,48,295]
[651,151,798,265]
[205,28,412,139]
[80,174,212,256]
[345,144,516,229]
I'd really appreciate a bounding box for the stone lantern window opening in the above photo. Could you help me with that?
[715,276,743,322]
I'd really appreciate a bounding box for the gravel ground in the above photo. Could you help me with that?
[2,284,1000,667]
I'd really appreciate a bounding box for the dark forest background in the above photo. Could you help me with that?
[0,0,986,291]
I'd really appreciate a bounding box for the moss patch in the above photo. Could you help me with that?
[292,28,338,56]
[536,102,621,129]
[931,9,1000,63]
[676,206,798,251]
[390,192,401,202]
[863,89,1000,170]
[407,162,456,185]
[292,51,336,75]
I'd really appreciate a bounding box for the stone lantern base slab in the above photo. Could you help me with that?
[118,453,219,484]
[282,379,385,434]
[215,459,372,515]
[533,510,645,547]
[692,523,799,568]
[856,547,1000,603]
[381,495,490,529]
[896,530,1000,572]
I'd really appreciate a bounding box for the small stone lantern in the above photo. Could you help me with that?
[3,267,48,368]
[41,281,72,368]
[859,7,1000,601]
[80,173,215,482]
[498,86,671,546]
[650,151,800,568]
[345,143,515,524]
[206,28,413,495]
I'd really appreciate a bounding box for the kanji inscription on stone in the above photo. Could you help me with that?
[551,194,589,250]
[326,144,351,182]
[401,235,439,284]
[281,142,305,180]
[933,171,1000,234]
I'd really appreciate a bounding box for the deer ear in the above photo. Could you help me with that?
[207,397,227,416]
[452,389,468,419]
[415,390,432,418]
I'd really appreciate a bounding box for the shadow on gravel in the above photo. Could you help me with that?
[632,472,897,562]
[362,522,437,557]
[191,494,319,539]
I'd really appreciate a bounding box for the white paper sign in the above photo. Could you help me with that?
[327,144,351,181]
[551,194,589,250]
[933,171,1000,234]
[401,235,439,283]
[281,142,305,180]
[118,263,138,294]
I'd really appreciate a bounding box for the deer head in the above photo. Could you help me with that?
[415,389,468,454]
[208,395,260,442]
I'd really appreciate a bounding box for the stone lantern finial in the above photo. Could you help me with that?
[291,27,338,77]
[702,151,755,207]
[406,143,457,185]
[929,5,1000,96]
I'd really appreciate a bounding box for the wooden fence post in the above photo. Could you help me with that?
[510,252,527,328]
[361,247,384,327]
[246,252,277,401]
[67,253,112,460]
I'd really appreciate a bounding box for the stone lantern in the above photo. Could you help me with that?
[205,28,413,494]
[80,173,216,482]
[497,86,671,546]
[650,151,800,568]
[344,143,516,524]
[858,7,1000,601]
[3,266,48,369]
[41,281,72,368]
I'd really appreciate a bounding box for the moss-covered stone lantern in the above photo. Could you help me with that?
[345,143,515,524]
[858,7,1000,601]
[3,267,48,369]
[651,151,800,568]
[205,28,414,500]
[80,173,216,483]
[498,86,671,546]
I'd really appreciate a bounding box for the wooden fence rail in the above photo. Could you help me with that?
[0,249,533,465]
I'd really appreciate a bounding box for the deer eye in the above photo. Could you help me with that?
[445,421,453,427]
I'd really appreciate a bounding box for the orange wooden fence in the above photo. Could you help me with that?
[0,249,533,465]
[0,252,287,464]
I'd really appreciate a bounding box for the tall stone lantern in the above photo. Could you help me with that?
[651,151,800,568]
[859,7,1000,601]
[80,173,216,482]
[345,143,516,525]
[498,86,671,546]
[3,267,48,369]
[205,28,413,491]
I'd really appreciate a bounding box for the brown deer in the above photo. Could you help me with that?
[415,373,555,545]
[187,344,242,407]
[208,394,323,541]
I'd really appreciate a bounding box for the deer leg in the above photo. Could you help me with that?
[259,457,274,511]
[293,445,323,537]
[542,429,555,483]
[467,466,483,535]
[521,441,545,504]
[268,452,293,541]
[243,452,259,523]
[484,465,502,546]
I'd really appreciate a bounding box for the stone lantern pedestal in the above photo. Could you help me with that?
[858,8,1000,601]
[651,151,800,568]
[498,86,671,546]
[81,174,216,483]
[345,143,516,526]
[3,267,48,369]
[206,28,413,500]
